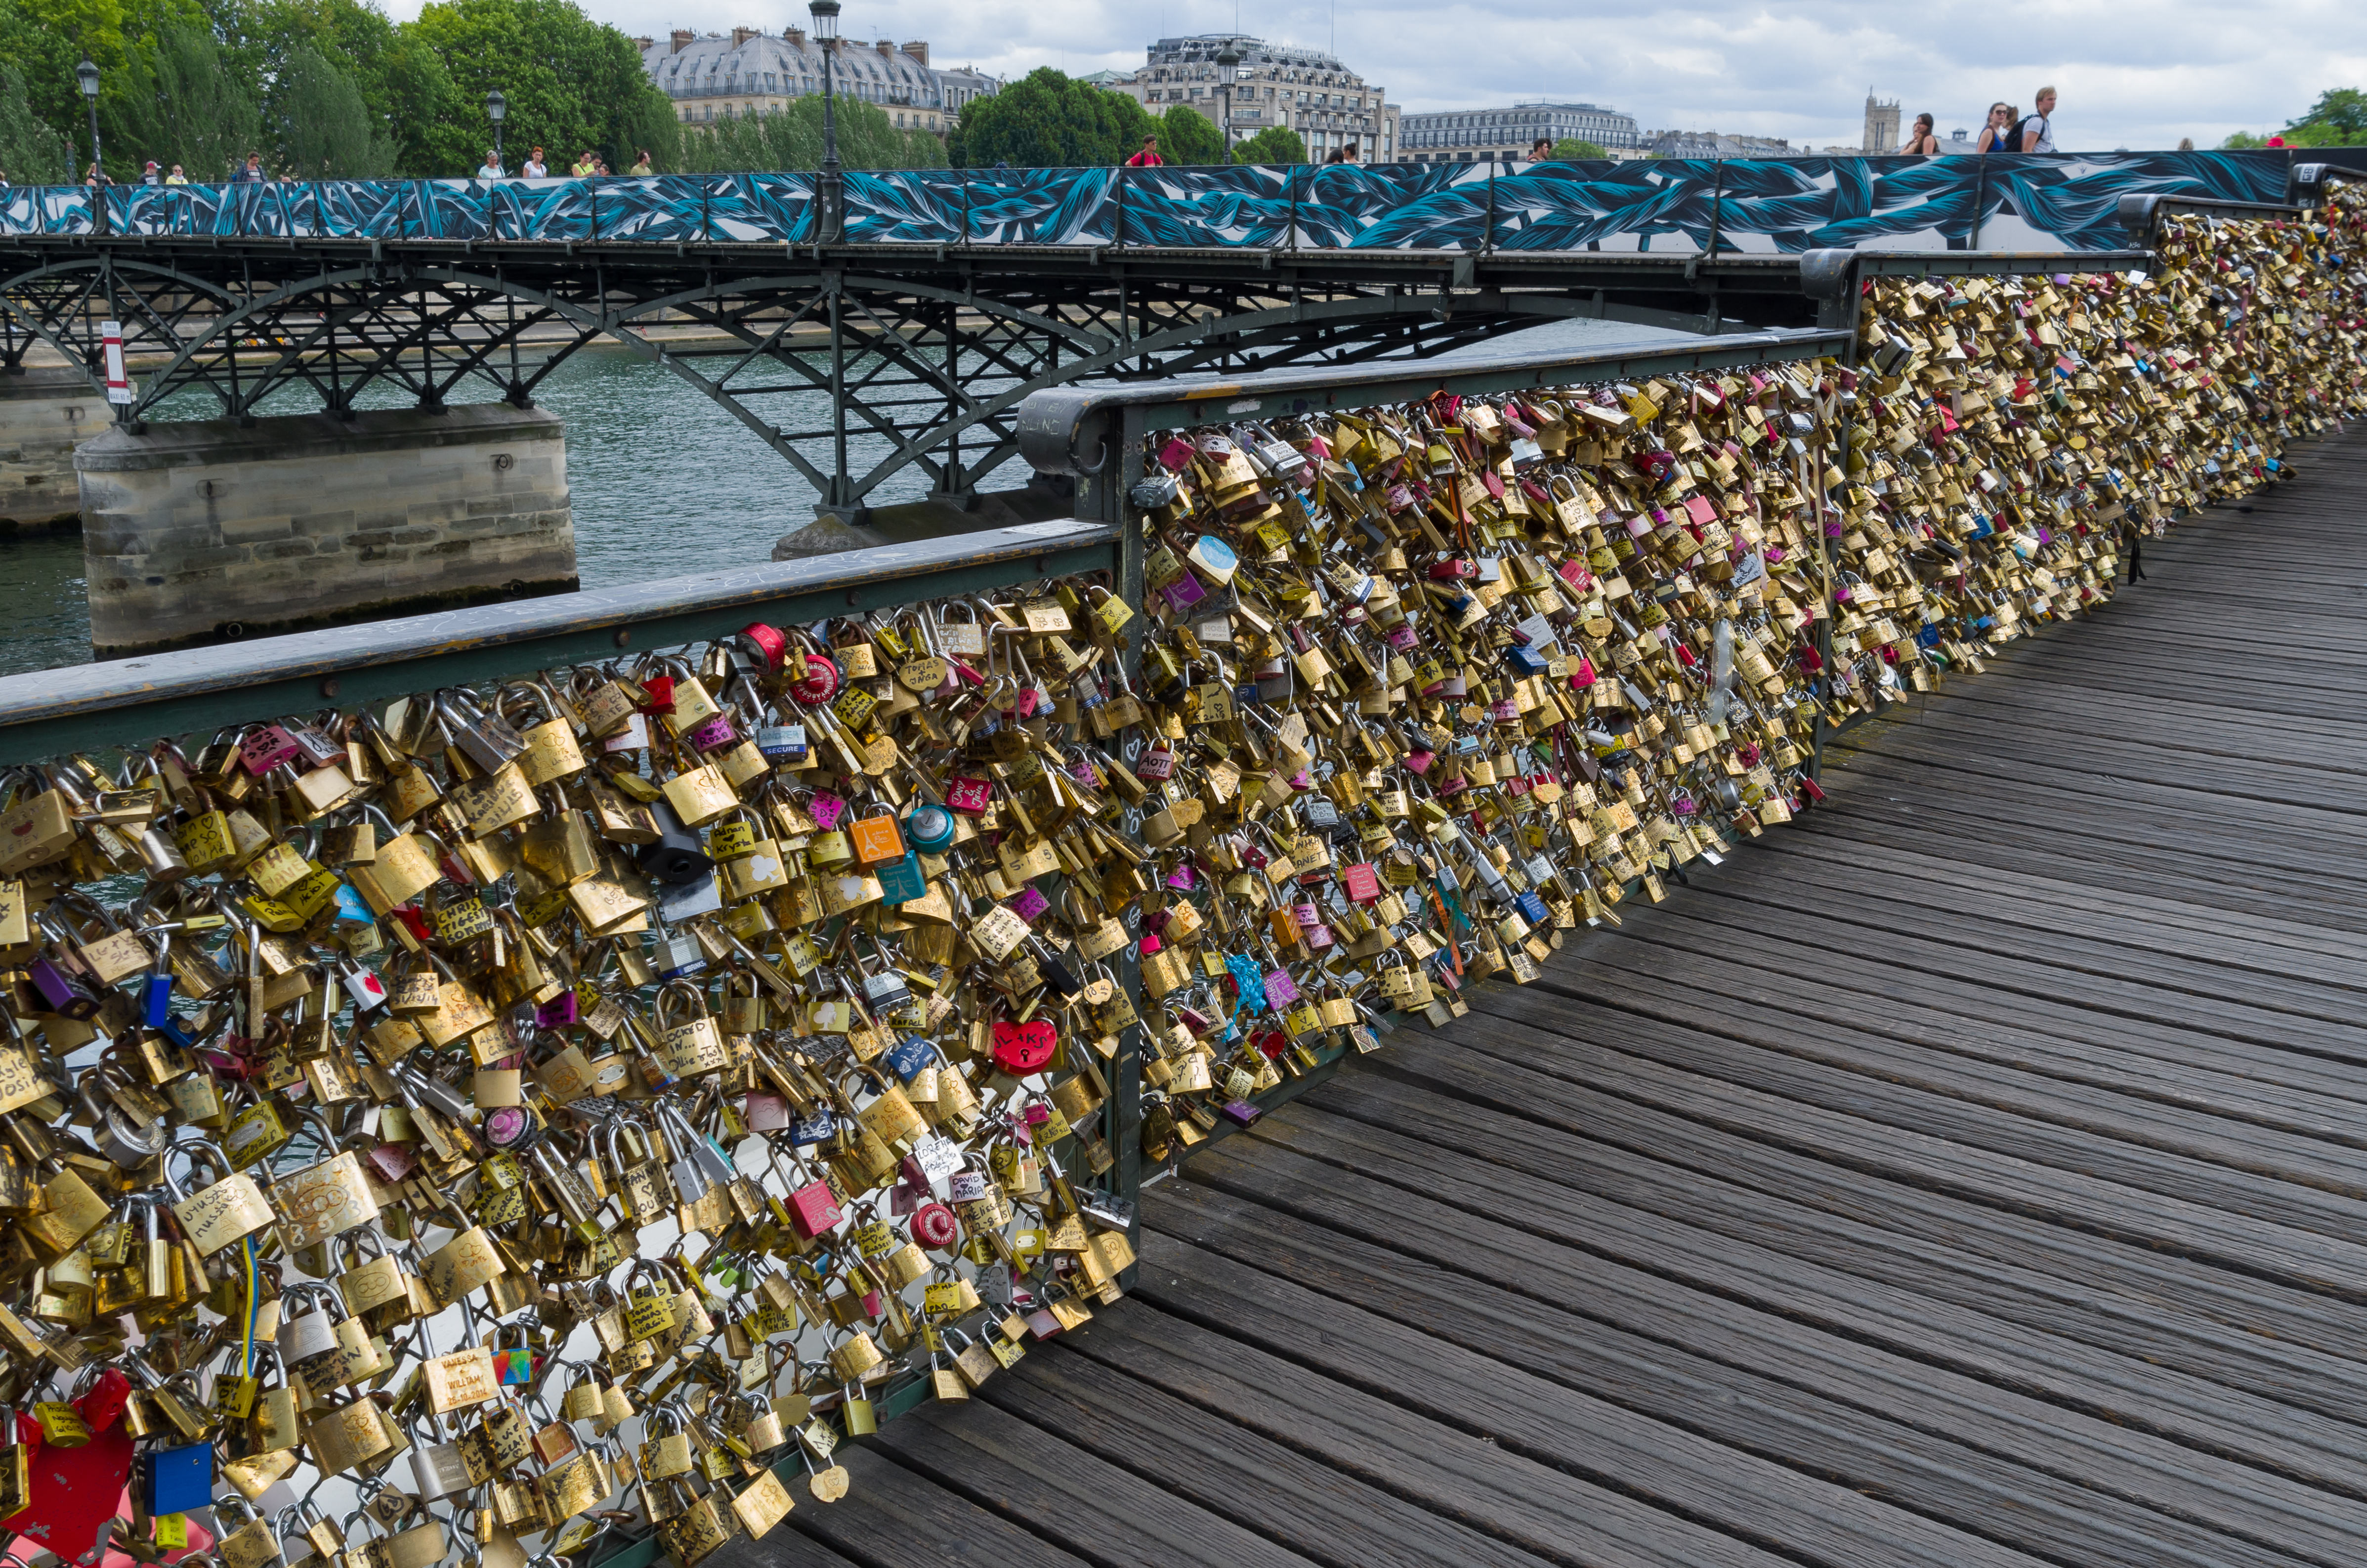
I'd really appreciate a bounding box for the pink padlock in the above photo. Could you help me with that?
[745,1092,794,1132]
[685,713,736,750]
[239,725,303,775]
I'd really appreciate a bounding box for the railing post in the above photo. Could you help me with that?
[1703,159,1726,257]
[1967,159,1989,251]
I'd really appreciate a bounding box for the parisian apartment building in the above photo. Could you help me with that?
[1099,35,1400,163]
[637,27,999,135]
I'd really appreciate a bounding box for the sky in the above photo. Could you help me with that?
[379,0,2367,150]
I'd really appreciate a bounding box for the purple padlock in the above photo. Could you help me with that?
[685,712,736,751]
[1007,885,1051,923]
[1164,573,1208,611]
[1263,970,1302,1008]
[1165,863,1197,891]
[535,991,580,1029]
[28,956,99,1020]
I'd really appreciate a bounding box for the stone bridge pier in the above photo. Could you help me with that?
[75,405,579,657]
[0,367,108,531]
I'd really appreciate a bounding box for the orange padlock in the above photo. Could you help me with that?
[847,806,905,870]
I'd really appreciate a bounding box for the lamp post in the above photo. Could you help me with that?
[485,89,507,175]
[75,56,100,181]
[809,0,842,242]
[1215,42,1240,161]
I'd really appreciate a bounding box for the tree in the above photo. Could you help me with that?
[673,93,944,173]
[1229,124,1303,165]
[405,0,678,173]
[1549,137,1608,160]
[0,64,68,181]
[2221,131,2268,149]
[109,20,260,181]
[273,42,389,175]
[948,67,1152,168]
[1156,104,1223,165]
[2284,88,2367,146]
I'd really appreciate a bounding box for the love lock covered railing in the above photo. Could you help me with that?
[0,181,2357,1568]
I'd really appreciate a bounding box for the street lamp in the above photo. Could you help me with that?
[485,88,507,175]
[809,0,842,242]
[75,56,100,181]
[1215,42,1240,161]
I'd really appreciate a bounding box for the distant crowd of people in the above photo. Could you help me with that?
[473,146,656,179]
[64,147,660,187]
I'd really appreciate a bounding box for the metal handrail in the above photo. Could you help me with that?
[0,520,1115,763]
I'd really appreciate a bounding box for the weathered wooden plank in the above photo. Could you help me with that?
[1144,1176,2339,1568]
[1580,904,2367,1136]
[762,1442,1095,1568]
[1223,1098,2367,1512]
[1310,1068,2367,1428]
[864,1394,1317,1568]
[1469,983,2367,1241]
[974,1336,1571,1568]
[1514,952,2367,1191]
[1135,1202,2126,1568]
[1399,1014,2367,1295]
[1059,1300,1790,1568]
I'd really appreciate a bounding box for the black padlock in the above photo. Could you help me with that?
[635,799,715,887]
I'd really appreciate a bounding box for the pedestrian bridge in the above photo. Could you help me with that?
[2,149,2317,250]
[729,433,2367,1568]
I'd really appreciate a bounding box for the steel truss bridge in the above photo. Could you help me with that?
[0,237,1864,511]
[0,146,2331,513]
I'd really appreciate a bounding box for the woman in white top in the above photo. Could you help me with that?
[523,148,548,178]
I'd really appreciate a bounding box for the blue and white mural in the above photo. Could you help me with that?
[1,151,2293,252]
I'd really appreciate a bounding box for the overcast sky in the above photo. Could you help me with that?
[382,0,2367,150]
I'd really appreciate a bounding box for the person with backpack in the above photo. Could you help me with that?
[2018,87,2057,152]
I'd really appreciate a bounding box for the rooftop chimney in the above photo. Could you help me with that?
[785,26,804,45]
[901,40,928,65]
[875,39,893,56]
[669,28,693,53]
[731,26,756,48]
[633,35,653,52]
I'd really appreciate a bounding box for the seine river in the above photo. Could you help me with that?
[0,317,1680,677]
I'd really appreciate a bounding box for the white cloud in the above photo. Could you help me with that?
[380,0,2367,150]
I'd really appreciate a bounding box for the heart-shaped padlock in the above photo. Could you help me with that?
[990,1018,1057,1074]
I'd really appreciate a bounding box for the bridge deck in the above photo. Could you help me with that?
[739,432,2367,1568]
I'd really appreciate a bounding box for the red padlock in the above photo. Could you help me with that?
[787,1174,844,1239]
[785,652,842,708]
[740,621,788,673]
[990,1018,1058,1075]
[910,1201,959,1250]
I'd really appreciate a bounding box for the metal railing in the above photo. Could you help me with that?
[0,149,2306,253]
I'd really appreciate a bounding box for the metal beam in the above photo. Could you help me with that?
[1016,327,1855,496]
[0,522,1117,763]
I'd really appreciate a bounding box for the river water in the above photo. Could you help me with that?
[0,317,1683,678]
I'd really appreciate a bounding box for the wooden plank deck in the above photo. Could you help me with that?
[744,432,2367,1567]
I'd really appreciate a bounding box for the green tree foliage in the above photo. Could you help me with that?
[1228,123,1303,165]
[2220,131,2267,149]
[405,0,677,174]
[1549,137,1608,160]
[110,20,260,181]
[949,66,1151,168]
[673,92,943,173]
[0,64,68,180]
[1154,103,1223,165]
[272,42,388,175]
[2284,88,2367,146]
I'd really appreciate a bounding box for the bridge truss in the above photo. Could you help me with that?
[0,238,1842,512]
